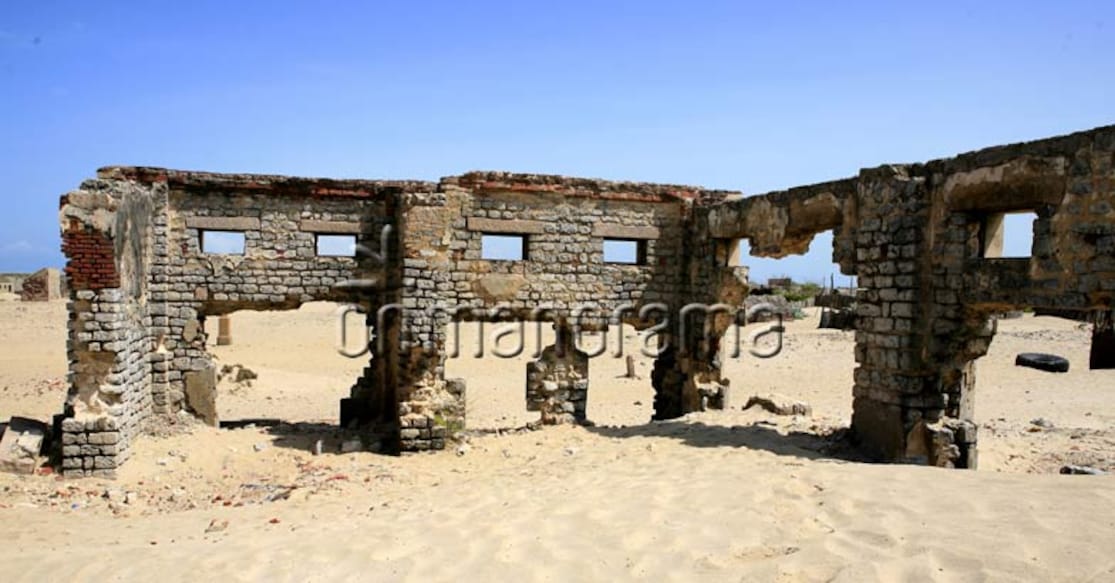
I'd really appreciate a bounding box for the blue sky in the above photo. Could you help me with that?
[1,1,1112,281]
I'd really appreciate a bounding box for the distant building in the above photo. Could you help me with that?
[767,277,793,289]
[0,273,26,296]
[20,268,64,301]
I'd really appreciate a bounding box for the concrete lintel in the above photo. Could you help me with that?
[300,220,362,234]
[592,224,660,239]
[466,217,547,234]
[185,216,261,231]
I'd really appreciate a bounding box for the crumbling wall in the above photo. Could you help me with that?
[386,173,735,450]
[155,182,399,420]
[19,268,62,301]
[525,323,589,424]
[916,126,1115,467]
[701,124,1115,468]
[58,178,158,477]
[57,123,1115,475]
[89,168,413,427]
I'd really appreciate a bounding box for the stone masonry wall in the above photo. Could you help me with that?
[56,123,1115,475]
[155,187,395,419]
[387,173,736,451]
[703,124,1115,468]
[59,179,158,477]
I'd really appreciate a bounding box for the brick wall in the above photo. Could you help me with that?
[61,223,119,291]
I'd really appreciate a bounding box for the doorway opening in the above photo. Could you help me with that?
[206,302,365,425]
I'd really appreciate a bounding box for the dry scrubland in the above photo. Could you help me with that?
[1,300,1113,581]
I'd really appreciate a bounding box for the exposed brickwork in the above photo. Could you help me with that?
[61,224,119,290]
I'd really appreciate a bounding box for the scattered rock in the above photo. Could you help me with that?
[312,440,324,456]
[742,393,812,417]
[253,443,268,453]
[0,417,48,475]
[205,518,229,533]
[184,364,219,427]
[563,446,578,456]
[218,364,259,385]
[1030,418,1054,429]
[456,443,471,456]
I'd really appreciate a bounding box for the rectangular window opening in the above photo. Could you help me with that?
[481,234,527,261]
[201,230,245,255]
[316,234,357,257]
[603,239,646,265]
[982,211,1036,258]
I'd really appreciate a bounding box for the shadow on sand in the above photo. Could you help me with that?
[221,416,868,463]
[220,419,387,455]
[586,419,868,463]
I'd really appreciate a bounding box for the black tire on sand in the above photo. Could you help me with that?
[1015,353,1070,373]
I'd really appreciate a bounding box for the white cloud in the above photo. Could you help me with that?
[0,240,34,254]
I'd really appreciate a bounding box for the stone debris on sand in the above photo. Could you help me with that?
[742,393,813,417]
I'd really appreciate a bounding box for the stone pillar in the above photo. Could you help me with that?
[1091,311,1115,370]
[391,301,467,452]
[345,306,403,440]
[651,343,685,420]
[389,189,468,452]
[850,167,987,468]
[216,315,232,346]
[526,322,589,425]
[850,166,941,463]
[58,180,157,477]
[651,324,729,421]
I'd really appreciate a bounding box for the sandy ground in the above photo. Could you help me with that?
[0,300,1113,581]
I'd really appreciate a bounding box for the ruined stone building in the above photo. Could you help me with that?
[20,267,64,301]
[58,124,1115,477]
